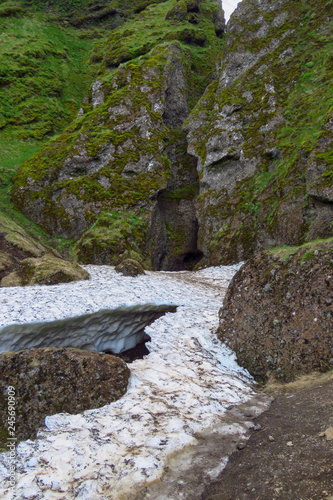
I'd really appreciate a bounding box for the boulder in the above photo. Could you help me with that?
[115,259,145,277]
[0,348,130,447]
[0,214,89,288]
[1,255,89,287]
[218,238,333,382]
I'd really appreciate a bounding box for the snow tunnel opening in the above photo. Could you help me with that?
[104,332,151,363]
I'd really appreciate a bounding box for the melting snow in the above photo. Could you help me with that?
[0,265,269,499]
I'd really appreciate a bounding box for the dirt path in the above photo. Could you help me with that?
[202,373,333,500]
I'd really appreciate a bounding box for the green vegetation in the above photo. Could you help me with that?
[268,237,333,262]
[75,211,150,266]
[0,0,101,255]
[10,0,224,269]
[188,0,333,263]
[0,0,177,258]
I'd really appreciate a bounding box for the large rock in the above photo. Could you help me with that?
[0,214,88,287]
[218,238,333,382]
[0,348,130,447]
[115,258,145,276]
[185,0,333,265]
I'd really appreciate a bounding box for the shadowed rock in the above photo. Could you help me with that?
[218,238,333,382]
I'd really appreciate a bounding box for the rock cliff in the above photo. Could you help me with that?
[11,0,224,270]
[186,0,333,264]
[4,0,333,273]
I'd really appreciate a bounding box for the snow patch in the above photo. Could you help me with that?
[0,264,268,499]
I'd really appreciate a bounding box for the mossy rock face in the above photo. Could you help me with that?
[0,348,130,448]
[12,42,185,239]
[115,258,145,276]
[185,0,333,265]
[12,0,224,269]
[218,238,333,383]
[165,0,188,21]
[0,214,88,287]
[75,211,150,267]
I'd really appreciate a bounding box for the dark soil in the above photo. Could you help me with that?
[202,374,333,500]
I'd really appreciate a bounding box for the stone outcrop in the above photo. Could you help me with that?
[114,258,145,276]
[12,0,224,270]
[0,304,177,354]
[218,238,333,382]
[0,348,130,446]
[0,214,88,287]
[185,0,333,265]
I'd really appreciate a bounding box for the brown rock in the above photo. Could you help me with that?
[0,348,130,447]
[115,258,145,276]
[218,238,333,382]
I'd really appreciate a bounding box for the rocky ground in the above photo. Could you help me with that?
[202,372,333,500]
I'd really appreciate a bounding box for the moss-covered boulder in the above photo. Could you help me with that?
[75,211,149,266]
[218,238,333,383]
[1,255,89,287]
[185,0,333,265]
[0,214,88,287]
[0,348,130,448]
[115,258,145,276]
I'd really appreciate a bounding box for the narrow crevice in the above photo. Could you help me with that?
[107,333,151,363]
[148,130,202,271]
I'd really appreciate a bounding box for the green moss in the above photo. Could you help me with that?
[267,237,333,262]
[165,184,198,200]
[75,210,150,266]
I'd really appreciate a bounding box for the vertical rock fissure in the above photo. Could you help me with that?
[149,128,203,271]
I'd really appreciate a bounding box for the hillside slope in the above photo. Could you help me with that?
[0,0,176,282]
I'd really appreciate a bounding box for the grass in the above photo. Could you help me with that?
[0,1,102,253]
[264,370,333,393]
[267,237,333,262]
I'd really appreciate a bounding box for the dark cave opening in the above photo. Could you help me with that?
[105,333,151,363]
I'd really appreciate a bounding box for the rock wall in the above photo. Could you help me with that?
[12,0,224,270]
[186,0,333,265]
[218,238,333,382]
